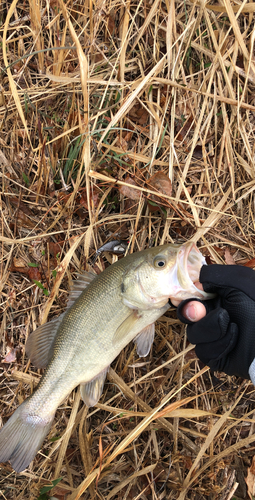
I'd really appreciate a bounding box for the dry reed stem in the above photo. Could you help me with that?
[40,233,85,324]
[68,368,209,499]
[54,390,81,479]
[2,0,32,145]
[107,367,199,453]
[106,463,157,500]
[178,389,247,498]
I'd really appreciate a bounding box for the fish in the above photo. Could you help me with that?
[0,241,213,472]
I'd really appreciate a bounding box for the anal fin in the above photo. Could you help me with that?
[80,367,109,407]
[134,323,155,357]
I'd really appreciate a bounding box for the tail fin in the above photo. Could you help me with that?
[0,399,54,472]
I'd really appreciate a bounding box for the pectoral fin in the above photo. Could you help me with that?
[25,314,64,368]
[112,312,139,345]
[134,323,155,357]
[80,367,109,407]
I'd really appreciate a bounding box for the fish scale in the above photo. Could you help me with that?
[0,242,213,472]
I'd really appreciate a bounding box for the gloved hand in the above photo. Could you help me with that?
[177,265,255,381]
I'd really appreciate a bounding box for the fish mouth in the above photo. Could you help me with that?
[175,242,211,299]
[186,242,206,283]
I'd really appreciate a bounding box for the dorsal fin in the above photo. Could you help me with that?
[25,314,64,368]
[67,271,97,308]
[26,271,97,369]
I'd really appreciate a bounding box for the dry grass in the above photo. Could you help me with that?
[1,0,255,498]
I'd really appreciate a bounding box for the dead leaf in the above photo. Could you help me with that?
[78,187,100,211]
[28,267,42,282]
[10,263,42,282]
[116,136,128,151]
[3,347,18,364]
[128,102,149,125]
[119,176,143,201]
[224,248,236,265]
[53,485,72,499]
[10,265,30,274]
[10,197,35,228]
[243,258,255,268]
[16,129,27,139]
[192,145,203,158]
[17,211,35,228]
[175,115,194,141]
[48,240,64,258]
[10,196,33,216]
[13,257,26,268]
[0,150,9,166]
[6,289,16,307]
[246,456,255,499]
[49,0,59,11]
[183,455,193,470]
[123,127,134,143]
[146,171,172,211]
[107,13,115,35]
[148,171,172,197]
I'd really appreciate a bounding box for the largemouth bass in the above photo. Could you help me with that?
[0,242,212,472]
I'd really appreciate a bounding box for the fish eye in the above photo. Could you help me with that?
[153,257,166,269]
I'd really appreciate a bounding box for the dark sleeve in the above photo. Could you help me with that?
[200,265,255,301]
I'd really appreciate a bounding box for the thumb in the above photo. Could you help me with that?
[177,299,207,324]
[182,301,207,322]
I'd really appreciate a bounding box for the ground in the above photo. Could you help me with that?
[1,0,255,498]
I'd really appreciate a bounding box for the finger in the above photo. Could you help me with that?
[187,308,230,344]
[182,300,206,322]
[170,298,182,307]
[195,322,239,366]
[177,298,209,325]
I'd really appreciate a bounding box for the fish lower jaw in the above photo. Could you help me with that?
[170,286,210,301]
[122,296,169,310]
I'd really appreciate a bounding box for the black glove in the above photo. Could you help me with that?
[177,265,255,380]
